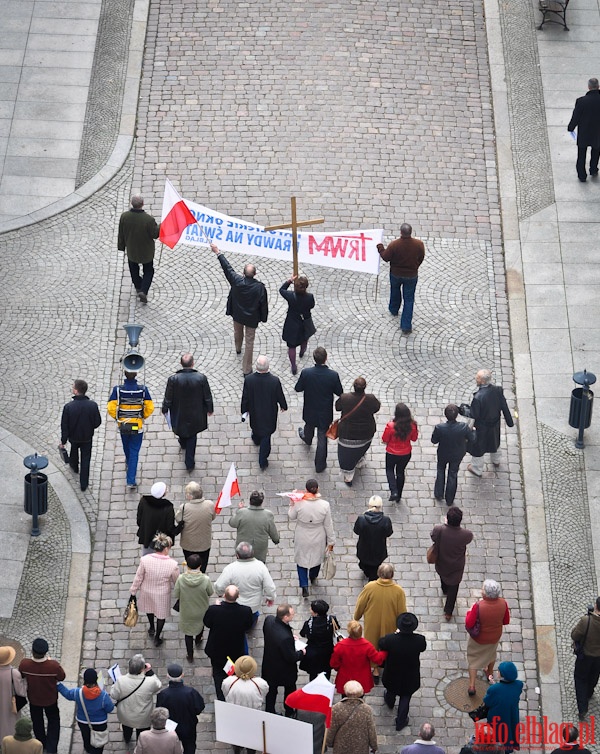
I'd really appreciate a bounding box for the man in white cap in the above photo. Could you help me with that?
[136,482,176,555]
[353,496,393,581]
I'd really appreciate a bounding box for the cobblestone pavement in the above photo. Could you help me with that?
[0,0,540,752]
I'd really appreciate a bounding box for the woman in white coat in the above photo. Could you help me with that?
[288,479,335,598]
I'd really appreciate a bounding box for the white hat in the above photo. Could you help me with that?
[151,482,167,499]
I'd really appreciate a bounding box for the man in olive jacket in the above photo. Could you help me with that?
[229,490,280,562]
[118,194,160,303]
[162,353,214,471]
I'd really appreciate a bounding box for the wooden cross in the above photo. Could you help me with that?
[264,197,324,275]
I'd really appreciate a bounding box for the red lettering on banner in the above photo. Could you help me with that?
[307,233,373,262]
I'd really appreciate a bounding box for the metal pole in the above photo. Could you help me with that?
[30,461,40,537]
[291,196,298,277]
[576,379,590,449]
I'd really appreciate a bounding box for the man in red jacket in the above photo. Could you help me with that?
[19,638,66,754]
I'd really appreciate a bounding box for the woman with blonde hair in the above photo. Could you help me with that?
[329,621,386,695]
[130,533,180,647]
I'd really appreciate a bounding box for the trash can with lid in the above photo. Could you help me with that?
[24,472,48,515]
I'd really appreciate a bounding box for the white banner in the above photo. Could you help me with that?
[179,198,382,275]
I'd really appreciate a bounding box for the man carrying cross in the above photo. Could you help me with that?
[211,243,268,376]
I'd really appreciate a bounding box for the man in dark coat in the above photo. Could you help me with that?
[136,481,176,554]
[568,78,600,182]
[295,347,343,473]
[431,404,476,505]
[378,612,427,731]
[262,604,305,716]
[203,585,254,701]
[571,597,600,721]
[118,194,160,303]
[156,663,205,754]
[60,379,102,492]
[430,506,473,619]
[353,496,393,581]
[465,369,514,477]
[211,243,268,375]
[241,355,288,470]
[162,353,214,471]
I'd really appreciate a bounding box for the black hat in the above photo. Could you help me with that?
[83,668,98,684]
[32,638,48,655]
[397,612,419,633]
[167,663,183,679]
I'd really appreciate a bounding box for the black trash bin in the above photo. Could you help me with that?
[24,472,48,515]
[568,387,594,429]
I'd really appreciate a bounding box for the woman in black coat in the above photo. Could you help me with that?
[353,496,394,581]
[299,599,337,680]
[279,275,316,375]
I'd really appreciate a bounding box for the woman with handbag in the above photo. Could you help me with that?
[130,533,180,647]
[335,378,381,486]
[465,579,510,696]
[57,669,114,754]
[173,554,214,663]
[0,646,27,742]
[381,402,418,502]
[279,275,316,375]
[288,479,335,599]
[299,600,338,680]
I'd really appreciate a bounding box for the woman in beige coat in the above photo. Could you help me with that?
[288,479,335,599]
[175,482,216,573]
[0,647,27,742]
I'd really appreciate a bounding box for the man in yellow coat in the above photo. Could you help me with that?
[353,563,407,683]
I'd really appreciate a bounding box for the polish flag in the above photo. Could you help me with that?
[215,463,241,514]
[223,657,236,676]
[159,178,197,249]
[285,673,335,727]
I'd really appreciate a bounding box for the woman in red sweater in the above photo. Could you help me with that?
[330,621,386,694]
[382,403,418,502]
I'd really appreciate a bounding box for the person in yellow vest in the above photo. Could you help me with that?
[107,370,154,490]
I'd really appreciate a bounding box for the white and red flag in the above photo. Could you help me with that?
[159,179,198,249]
[215,463,241,514]
[223,657,235,676]
[285,673,335,727]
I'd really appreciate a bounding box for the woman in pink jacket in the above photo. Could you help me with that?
[382,403,418,502]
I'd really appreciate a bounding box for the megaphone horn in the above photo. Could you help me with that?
[122,350,145,372]
[123,323,144,348]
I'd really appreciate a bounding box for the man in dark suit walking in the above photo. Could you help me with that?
[568,78,600,182]
[203,585,254,701]
[431,404,476,505]
[241,355,288,470]
[211,243,269,375]
[262,604,305,716]
[295,347,343,473]
[59,379,102,492]
[162,353,214,471]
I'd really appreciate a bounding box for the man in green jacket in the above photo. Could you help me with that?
[229,490,280,562]
[118,195,160,303]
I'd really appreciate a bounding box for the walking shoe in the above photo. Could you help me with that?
[389,493,399,502]
[186,655,194,663]
[298,427,311,445]
[466,464,481,477]
[401,329,412,335]
[302,587,309,598]
[154,637,163,647]
[138,291,147,303]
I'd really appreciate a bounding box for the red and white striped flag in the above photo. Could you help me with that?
[215,463,241,514]
[285,673,336,727]
[159,179,197,249]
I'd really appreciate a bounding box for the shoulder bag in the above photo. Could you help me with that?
[114,676,145,706]
[465,601,481,638]
[173,503,186,536]
[79,688,109,749]
[326,395,367,441]
[330,616,344,643]
[573,614,592,657]
[426,525,443,565]
[322,550,336,580]
[11,670,27,714]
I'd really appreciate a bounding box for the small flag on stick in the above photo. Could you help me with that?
[215,462,240,514]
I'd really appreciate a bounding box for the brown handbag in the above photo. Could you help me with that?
[326,395,367,441]
[426,525,443,564]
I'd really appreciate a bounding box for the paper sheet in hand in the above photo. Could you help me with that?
[294,639,307,652]
[108,664,121,683]
[165,719,178,732]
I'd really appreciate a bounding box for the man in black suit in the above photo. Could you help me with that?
[568,78,600,182]
[59,379,102,492]
[203,585,254,701]
[431,404,476,505]
[211,243,268,375]
[162,353,214,471]
[378,613,427,732]
[156,663,205,754]
[241,355,288,470]
[465,369,514,477]
[295,347,343,473]
[262,604,305,716]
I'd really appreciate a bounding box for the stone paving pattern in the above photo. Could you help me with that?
[0,0,542,751]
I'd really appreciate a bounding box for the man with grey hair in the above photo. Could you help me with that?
[118,195,160,303]
[162,353,214,471]
[110,653,162,745]
[464,369,514,477]
[214,542,276,621]
[229,490,280,562]
[210,243,268,375]
[568,78,600,182]
[134,707,182,754]
[376,223,425,335]
[156,665,204,754]
[175,481,216,570]
[400,723,445,754]
[241,356,288,470]
[326,681,378,754]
